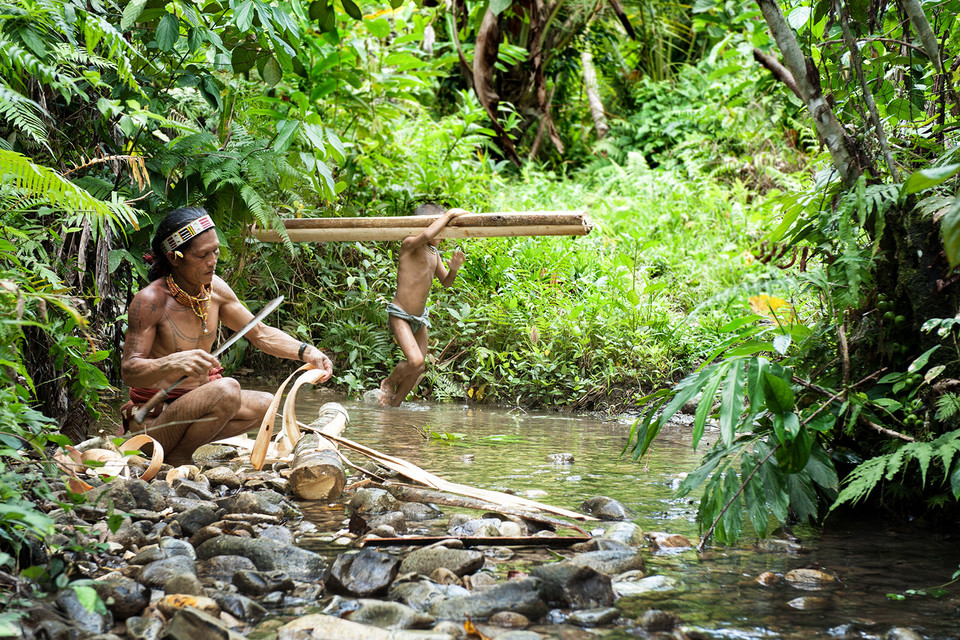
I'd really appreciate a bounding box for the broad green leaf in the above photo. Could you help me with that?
[908,346,939,373]
[261,56,282,86]
[787,6,811,30]
[231,45,257,73]
[925,365,946,383]
[490,0,512,15]
[786,469,818,521]
[156,13,180,51]
[762,371,794,414]
[804,444,838,490]
[742,453,769,537]
[234,0,255,31]
[777,427,813,474]
[366,17,390,39]
[71,585,106,614]
[718,314,763,333]
[121,0,148,29]
[745,356,770,413]
[773,411,800,443]
[758,444,789,521]
[902,163,960,196]
[272,119,299,152]
[718,362,745,446]
[773,333,791,355]
[341,0,362,20]
[693,368,725,450]
[308,0,326,19]
[941,195,960,267]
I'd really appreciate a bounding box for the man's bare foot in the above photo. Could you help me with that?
[378,380,395,407]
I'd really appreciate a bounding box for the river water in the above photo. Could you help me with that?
[249,386,960,639]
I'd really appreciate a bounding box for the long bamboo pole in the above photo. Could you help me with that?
[252,211,593,242]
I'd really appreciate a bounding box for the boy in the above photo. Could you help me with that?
[378,204,468,407]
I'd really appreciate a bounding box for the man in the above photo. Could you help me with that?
[378,204,468,407]
[121,206,333,465]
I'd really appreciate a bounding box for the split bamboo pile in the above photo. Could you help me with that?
[252,210,592,243]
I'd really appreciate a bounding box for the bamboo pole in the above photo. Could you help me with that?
[288,403,349,501]
[252,211,593,243]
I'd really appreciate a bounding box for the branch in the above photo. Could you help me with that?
[752,48,802,99]
[899,0,942,73]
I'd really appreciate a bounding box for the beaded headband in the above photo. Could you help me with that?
[161,215,215,253]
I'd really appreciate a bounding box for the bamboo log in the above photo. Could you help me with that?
[252,211,592,242]
[361,535,591,548]
[288,403,350,501]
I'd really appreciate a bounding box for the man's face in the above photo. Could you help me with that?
[172,230,219,288]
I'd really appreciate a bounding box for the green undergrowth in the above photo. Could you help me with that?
[239,163,776,411]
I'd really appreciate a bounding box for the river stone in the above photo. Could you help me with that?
[887,628,927,640]
[126,616,163,640]
[203,467,242,490]
[784,568,838,588]
[88,481,137,513]
[94,575,150,620]
[346,599,436,629]
[106,522,147,550]
[259,525,296,545]
[786,596,833,610]
[612,574,677,597]
[757,538,805,554]
[56,587,113,633]
[489,631,542,640]
[368,511,407,534]
[130,538,195,565]
[209,590,268,623]
[400,502,443,522]
[603,522,644,547]
[567,548,646,576]
[326,548,401,597]
[429,577,547,621]
[571,538,631,553]
[647,531,693,550]
[232,569,296,596]
[389,576,469,612]
[399,547,485,577]
[162,606,245,640]
[530,561,614,609]
[579,496,635,521]
[173,477,215,501]
[189,524,227,548]
[447,517,501,537]
[138,555,197,588]
[568,607,619,627]
[349,488,400,515]
[756,571,781,586]
[157,594,220,617]
[547,452,574,463]
[174,504,220,536]
[163,573,205,596]
[488,611,529,628]
[195,535,327,581]
[215,492,283,517]
[279,613,454,639]
[637,609,679,632]
[193,444,240,464]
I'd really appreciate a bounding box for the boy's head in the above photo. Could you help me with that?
[415,203,447,246]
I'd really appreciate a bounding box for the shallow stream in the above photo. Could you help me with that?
[251,386,960,639]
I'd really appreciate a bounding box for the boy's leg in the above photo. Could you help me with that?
[389,325,430,407]
[380,316,426,407]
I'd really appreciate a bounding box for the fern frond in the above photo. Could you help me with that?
[0,84,50,150]
[831,456,886,509]
[935,393,960,422]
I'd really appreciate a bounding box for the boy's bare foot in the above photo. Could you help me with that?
[378,380,395,407]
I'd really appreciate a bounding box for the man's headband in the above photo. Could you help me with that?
[161,215,215,253]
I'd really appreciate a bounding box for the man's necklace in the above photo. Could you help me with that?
[166,274,211,334]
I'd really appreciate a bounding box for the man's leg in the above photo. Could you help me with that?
[388,323,430,407]
[380,316,426,407]
[141,378,269,466]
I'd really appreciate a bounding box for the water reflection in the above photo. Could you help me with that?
[249,385,960,639]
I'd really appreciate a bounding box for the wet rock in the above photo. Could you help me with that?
[488,631,542,640]
[163,573,205,596]
[612,574,677,597]
[56,586,113,633]
[259,525,296,546]
[283,582,324,608]
[203,467,242,490]
[757,538,805,554]
[138,555,197,588]
[463,571,499,592]
[784,568,839,589]
[349,488,399,515]
[126,616,163,640]
[488,611,529,628]
[157,593,220,617]
[886,628,926,640]
[215,492,284,517]
[498,521,522,537]
[429,568,462,586]
[232,569,296,596]
[568,607,619,627]
[280,613,452,639]
[401,502,443,522]
[209,590,268,624]
[345,599,436,629]
[189,524,227,548]
[786,596,833,610]
[399,547,485,578]
[570,538,631,553]
[94,575,150,620]
[172,478,216,502]
[368,511,407,534]
[163,606,245,640]
[196,555,257,582]
[174,505,220,536]
[88,481,137,513]
[638,609,680,632]
[429,577,547,621]
[547,453,574,463]
[567,548,646,577]
[193,444,240,464]
[479,546,514,562]
[430,621,465,638]
[647,531,693,550]
[326,548,401,597]
[756,571,781,586]
[195,535,327,581]
[530,561,614,609]
[447,515,501,537]
[601,522,644,547]
[167,465,201,482]
[579,496,635,521]
[389,575,469,612]
[130,538,196,565]
[167,496,217,514]
[106,522,147,550]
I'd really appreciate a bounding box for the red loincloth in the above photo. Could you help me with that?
[119,368,224,436]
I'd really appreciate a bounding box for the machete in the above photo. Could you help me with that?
[132,295,284,424]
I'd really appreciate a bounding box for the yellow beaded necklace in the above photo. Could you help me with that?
[166,274,211,334]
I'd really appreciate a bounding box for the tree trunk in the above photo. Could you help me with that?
[288,402,349,500]
[581,47,608,140]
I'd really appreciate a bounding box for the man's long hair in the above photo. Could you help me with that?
[148,207,210,282]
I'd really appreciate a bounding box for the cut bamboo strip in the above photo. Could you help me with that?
[252,211,592,243]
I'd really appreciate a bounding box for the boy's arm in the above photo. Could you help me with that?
[400,208,470,250]
[436,249,465,287]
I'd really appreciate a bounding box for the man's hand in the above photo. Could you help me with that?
[449,249,466,270]
[303,346,334,382]
[170,349,220,378]
[447,208,470,219]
